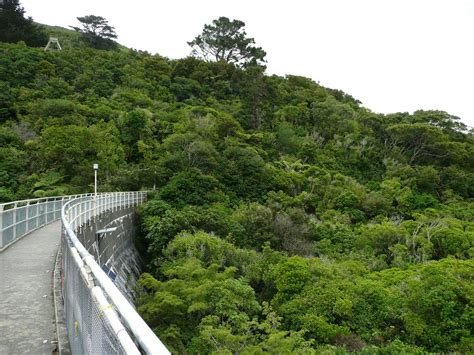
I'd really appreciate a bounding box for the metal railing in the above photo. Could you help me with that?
[0,192,170,354]
[61,192,169,355]
[0,193,94,251]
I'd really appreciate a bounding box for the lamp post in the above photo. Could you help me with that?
[139,167,157,191]
[93,163,99,197]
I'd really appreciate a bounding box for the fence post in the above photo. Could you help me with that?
[25,202,29,234]
[0,205,4,249]
[12,203,17,242]
[36,202,39,231]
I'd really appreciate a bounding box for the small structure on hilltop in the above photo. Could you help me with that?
[44,36,62,51]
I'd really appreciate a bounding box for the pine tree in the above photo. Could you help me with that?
[0,0,48,46]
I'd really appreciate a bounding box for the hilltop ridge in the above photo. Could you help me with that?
[0,37,472,353]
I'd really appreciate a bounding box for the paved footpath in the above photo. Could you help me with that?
[0,221,61,355]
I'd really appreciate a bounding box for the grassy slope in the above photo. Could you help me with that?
[38,23,129,51]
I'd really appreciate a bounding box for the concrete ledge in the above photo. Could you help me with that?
[53,245,70,354]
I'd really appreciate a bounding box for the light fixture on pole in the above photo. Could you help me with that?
[93,163,99,196]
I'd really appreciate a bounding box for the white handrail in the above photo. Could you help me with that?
[0,193,94,209]
[61,192,170,355]
[0,193,95,251]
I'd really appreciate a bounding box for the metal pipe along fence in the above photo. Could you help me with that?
[0,192,170,354]
[0,193,94,251]
[61,192,170,355]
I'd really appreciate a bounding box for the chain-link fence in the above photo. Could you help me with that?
[1,192,169,354]
[61,192,169,355]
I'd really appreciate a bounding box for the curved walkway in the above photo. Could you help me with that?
[0,221,61,355]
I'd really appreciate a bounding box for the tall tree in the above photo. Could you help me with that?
[70,15,118,50]
[0,0,48,46]
[188,17,266,68]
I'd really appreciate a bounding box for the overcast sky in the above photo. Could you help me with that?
[23,0,474,127]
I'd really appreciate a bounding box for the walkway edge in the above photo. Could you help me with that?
[53,243,71,354]
[0,219,60,253]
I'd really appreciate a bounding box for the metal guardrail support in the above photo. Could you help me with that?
[61,192,170,355]
[0,194,95,252]
[1,192,170,354]
[0,204,3,249]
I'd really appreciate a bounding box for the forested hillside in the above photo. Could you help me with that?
[1,21,473,353]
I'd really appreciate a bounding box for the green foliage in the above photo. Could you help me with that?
[0,146,26,201]
[28,123,124,192]
[188,17,266,68]
[219,142,272,200]
[159,169,228,208]
[0,38,472,352]
[137,232,315,354]
[0,0,48,47]
[70,15,118,50]
[39,24,83,50]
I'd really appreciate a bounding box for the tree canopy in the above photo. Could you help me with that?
[0,22,472,353]
[188,16,266,67]
[70,15,118,50]
[0,0,48,46]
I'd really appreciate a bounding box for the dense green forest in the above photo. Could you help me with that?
[1,3,473,353]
